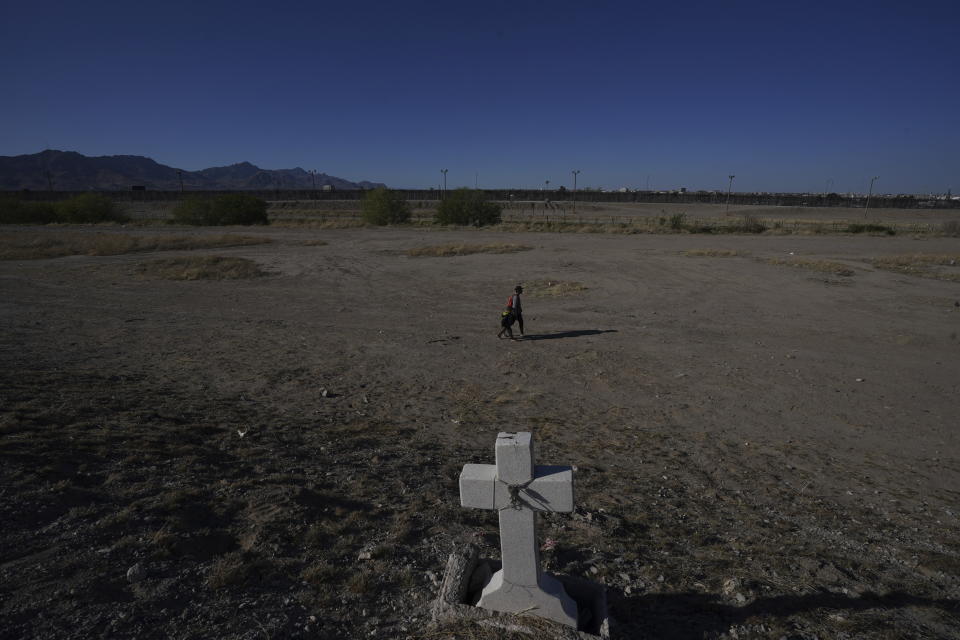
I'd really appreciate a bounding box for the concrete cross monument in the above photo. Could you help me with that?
[459,432,579,628]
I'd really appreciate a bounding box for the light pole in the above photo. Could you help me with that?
[864,175,879,217]
[572,169,580,214]
[441,169,448,199]
[725,174,735,215]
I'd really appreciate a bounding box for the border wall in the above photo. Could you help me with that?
[4,189,957,210]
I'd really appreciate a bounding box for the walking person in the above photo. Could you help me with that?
[497,285,524,340]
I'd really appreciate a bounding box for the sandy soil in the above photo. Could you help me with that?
[1,224,959,639]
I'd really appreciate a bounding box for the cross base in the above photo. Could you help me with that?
[478,569,579,628]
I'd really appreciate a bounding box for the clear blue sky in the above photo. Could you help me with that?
[2,0,958,194]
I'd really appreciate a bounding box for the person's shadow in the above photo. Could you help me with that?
[520,330,617,341]
[607,589,960,639]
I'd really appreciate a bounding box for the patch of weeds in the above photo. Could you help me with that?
[302,563,342,588]
[304,523,331,548]
[0,231,269,260]
[451,383,496,425]
[682,249,743,257]
[136,255,266,280]
[760,258,855,277]
[98,507,138,532]
[406,243,532,257]
[346,568,377,595]
[847,223,896,235]
[524,279,588,297]
[942,220,960,237]
[389,510,419,544]
[867,254,960,281]
[669,213,686,230]
[206,551,272,589]
[727,215,767,234]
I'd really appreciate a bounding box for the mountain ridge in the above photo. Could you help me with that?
[0,150,386,191]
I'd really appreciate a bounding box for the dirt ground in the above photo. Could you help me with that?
[1,223,959,639]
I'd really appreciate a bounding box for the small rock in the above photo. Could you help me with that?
[426,570,439,586]
[321,388,329,398]
[657,574,664,583]
[589,565,599,575]
[358,551,372,560]
[126,563,147,583]
[722,577,740,595]
[735,592,747,604]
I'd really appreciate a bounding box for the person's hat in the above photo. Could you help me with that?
[515,285,523,292]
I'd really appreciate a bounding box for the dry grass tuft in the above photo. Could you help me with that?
[136,256,267,280]
[760,258,855,277]
[867,253,960,281]
[206,551,271,590]
[682,249,744,257]
[0,231,270,260]
[406,243,533,257]
[524,279,588,297]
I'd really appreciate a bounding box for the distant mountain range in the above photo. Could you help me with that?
[0,150,386,191]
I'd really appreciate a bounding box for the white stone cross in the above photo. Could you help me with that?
[459,432,578,628]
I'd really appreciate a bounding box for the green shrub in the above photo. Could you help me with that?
[55,193,127,223]
[668,213,686,230]
[361,188,410,225]
[172,194,268,226]
[210,194,268,225]
[171,197,212,225]
[434,189,501,226]
[0,198,58,224]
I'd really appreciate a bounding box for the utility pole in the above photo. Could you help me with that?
[441,169,448,199]
[864,176,879,217]
[177,169,184,193]
[310,169,317,191]
[572,170,580,215]
[725,175,735,215]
